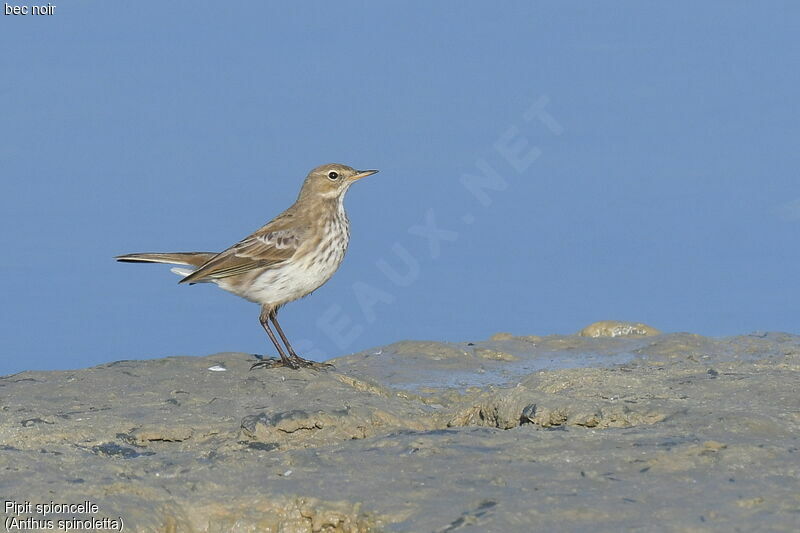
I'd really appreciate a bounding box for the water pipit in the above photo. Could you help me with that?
[117,163,378,370]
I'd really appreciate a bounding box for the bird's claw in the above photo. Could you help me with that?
[249,356,333,371]
[249,357,297,370]
[291,356,333,369]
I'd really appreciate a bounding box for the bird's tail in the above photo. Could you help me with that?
[115,252,217,266]
[116,252,218,281]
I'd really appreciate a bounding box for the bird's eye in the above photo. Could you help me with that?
[327,171,339,180]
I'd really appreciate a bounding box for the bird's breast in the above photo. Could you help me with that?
[237,212,350,306]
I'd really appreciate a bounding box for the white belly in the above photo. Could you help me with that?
[222,222,349,306]
[242,251,343,305]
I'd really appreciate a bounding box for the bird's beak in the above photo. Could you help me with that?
[352,169,379,180]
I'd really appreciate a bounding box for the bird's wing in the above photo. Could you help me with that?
[179,221,305,284]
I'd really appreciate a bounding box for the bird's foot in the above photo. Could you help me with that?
[291,355,334,370]
[249,356,300,371]
[249,355,333,371]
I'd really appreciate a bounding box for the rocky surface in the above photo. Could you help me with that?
[1,322,799,532]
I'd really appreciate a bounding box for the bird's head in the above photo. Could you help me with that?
[299,163,378,200]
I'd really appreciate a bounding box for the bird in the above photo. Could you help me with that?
[116,163,379,370]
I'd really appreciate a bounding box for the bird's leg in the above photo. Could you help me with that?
[269,308,300,358]
[270,309,332,368]
[251,306,298,370]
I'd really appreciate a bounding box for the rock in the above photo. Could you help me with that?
[473,348,518,361]
[578,320,661,337]
[489,332,541,343]
[1,333,799,531]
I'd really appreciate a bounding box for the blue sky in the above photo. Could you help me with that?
[1,2,798,374]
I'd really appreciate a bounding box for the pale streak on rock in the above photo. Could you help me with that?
[578,320,662,337]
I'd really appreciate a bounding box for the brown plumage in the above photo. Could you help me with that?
[116,252,216,267]
[116,163,378,369]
